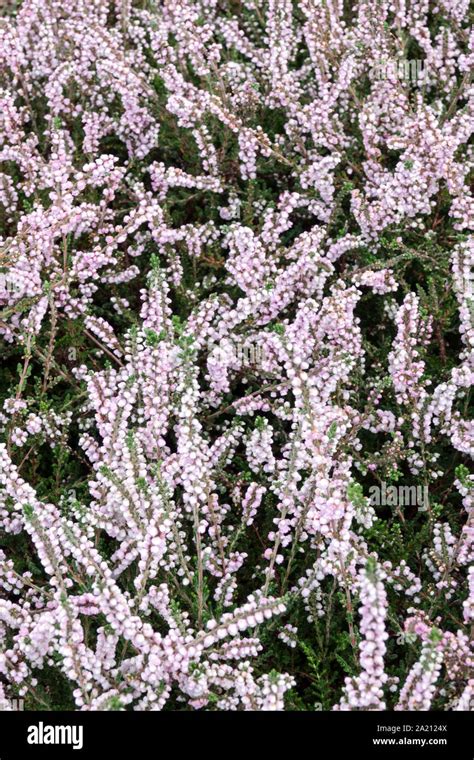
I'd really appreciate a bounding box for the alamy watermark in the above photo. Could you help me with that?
[369,482,429,512]
[0,272,23,297]
[233,342,267,366]
[0,697,25,712]
[27,721,83,750]
[462,267,474,327]
[396,630,418,646]
[214,339,268,368]
[5,697,24,710]
[370,58,429,87]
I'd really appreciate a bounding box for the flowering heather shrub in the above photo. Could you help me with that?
[0,0,472,712]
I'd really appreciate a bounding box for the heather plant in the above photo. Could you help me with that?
[0,0,472,712]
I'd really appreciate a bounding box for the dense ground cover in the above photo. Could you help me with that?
[0,0,472,711]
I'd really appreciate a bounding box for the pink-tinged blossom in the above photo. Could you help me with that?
[0,0,472,714]
[337,561,389,711]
